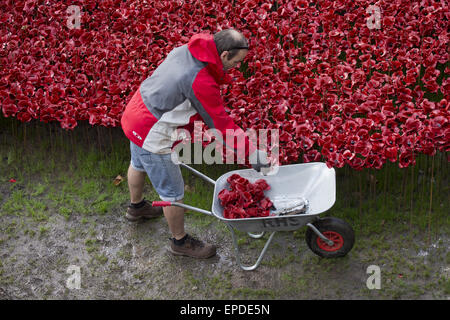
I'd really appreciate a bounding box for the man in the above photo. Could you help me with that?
[120,29,270,259]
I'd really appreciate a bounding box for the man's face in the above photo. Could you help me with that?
[221,49,248,72]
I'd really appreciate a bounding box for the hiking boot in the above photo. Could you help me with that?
[125,200,163,221]
[168,234,216,259]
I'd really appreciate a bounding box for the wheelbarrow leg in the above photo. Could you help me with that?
[227,225,276,271]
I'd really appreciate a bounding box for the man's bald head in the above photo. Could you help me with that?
[213,29,249,60]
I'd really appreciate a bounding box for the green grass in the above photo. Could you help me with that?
[1,117,447,237]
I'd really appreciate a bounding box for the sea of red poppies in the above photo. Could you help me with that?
[0,0,448,169]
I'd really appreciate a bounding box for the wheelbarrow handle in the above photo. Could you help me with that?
[179,163,216,185]
[152,201,172,207]
[152,201,213,216]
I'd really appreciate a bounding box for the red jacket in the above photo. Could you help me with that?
[121,33,255,158]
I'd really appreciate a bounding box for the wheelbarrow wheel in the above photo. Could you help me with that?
[305,217,355,258]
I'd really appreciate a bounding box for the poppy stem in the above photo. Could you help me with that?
[109,127,114,156]
[345,166,349,205]
[358,170,363,230]
[371,170,374,214]
[71,129,77,165]
[85,124,91,151]
[400,166,407,214]
[375,169,378,212]
[12,119,17,148]
[367,169,372,216]
[108,127,114,171]
[97,126,103,157]
[48,122,53,153]
[421,155,427,221]
[36,121,41,151]
[403,166,409,219]
[23,122,26,148]
[3,118,7,146]
[427,155,434,245]
[60,124,63,150]
[383,162,388,212]
[409,159,414,231]
[437,152,444,217]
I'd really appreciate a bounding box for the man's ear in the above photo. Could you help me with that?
[220,51,229,61]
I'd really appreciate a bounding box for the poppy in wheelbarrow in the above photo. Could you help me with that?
[219,174,273,219]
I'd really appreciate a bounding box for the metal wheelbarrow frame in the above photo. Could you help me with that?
[153,162,355,271]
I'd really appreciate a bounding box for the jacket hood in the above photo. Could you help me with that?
[188,33,231,85]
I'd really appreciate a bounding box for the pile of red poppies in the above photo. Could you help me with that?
[219,174,273,219]
[1,0,448,169]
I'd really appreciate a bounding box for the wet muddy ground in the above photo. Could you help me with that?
[1,185,448,300]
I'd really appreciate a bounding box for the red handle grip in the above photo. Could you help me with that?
[152,201,172,207]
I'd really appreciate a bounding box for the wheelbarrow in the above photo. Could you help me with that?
[152,162,355,271]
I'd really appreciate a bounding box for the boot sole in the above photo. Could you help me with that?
[125,213,162,221]
[167,246,216,259]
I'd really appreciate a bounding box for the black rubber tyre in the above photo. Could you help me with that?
[305,217,355,258]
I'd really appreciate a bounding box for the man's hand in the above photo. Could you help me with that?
[249,149,271,173]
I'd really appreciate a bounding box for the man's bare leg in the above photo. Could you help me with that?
[164,200,186,240]
[127,165,146,204]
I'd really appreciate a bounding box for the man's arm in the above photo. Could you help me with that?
[187,68,257,160]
